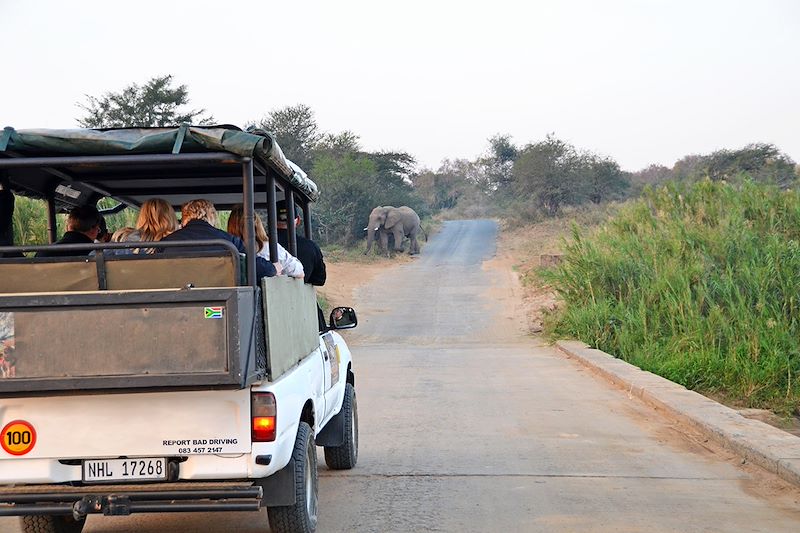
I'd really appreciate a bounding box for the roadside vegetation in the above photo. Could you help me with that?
[543,180,800,414]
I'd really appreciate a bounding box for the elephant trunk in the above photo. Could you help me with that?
[365,225,376,254]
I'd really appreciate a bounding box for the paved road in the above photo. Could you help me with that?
[6,219,800,532]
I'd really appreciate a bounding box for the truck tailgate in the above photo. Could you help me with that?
[0,390,251,459]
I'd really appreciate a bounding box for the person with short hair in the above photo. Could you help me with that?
[276,200,326,287]
[36,205,102,258]
[159,199,277,280]
[276,200,327,330]
[227,204,303,278]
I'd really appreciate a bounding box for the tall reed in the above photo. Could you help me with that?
[544,180,800,414]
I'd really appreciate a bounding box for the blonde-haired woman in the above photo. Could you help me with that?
[136,198,179,242]
[121,198,179,253]
[227,204,304,278]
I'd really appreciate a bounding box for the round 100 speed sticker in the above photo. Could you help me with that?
[1,420,37,456]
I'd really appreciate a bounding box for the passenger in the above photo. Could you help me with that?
[0,176,23,258]
[275,200,328,331]
[125,198,179,254]
[96,215,111,243]
[159,199,277,280]
[35,205,102,258]
[101,226,138,256]
[135,198,179,243]
[112,226,137,243]
[1,177,15,250]
[276,200,326,287]
[227,204,304,279]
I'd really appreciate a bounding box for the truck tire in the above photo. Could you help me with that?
[267,421,318,533]
[324,383,358,470]
[20,515,85,533]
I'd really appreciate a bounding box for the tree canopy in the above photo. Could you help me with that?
[250,104,322,171]
[76,75,213,128]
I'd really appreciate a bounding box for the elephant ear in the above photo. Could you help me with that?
[384,208,401,229]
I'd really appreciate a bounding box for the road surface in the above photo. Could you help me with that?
[5,219,800,532]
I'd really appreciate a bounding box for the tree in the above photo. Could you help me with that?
[310,145,423,245]
[251,104,322,170]
[312,153,379,245]
[317,131,361,156]
[77,75,213,128]
[511,135,582,216]
[671,144,796,188]
[703,143,796,187]
[627,164,672,196]
[477,134,519,192]
[631,164,672,187]
[581,155,628,204]
[412,159,478,211]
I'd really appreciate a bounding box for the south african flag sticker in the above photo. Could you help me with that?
[204,306,224,319]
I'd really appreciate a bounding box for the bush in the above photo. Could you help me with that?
[544,179,800,414]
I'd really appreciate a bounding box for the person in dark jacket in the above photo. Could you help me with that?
[35,205,102,258]
[160,199,277,281]
[276,201,326,286]
[0,176,17,257]
[276,200,328,330]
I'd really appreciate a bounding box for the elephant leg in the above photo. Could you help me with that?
[410,234,419,255]
[392,227,404,252]
[379,229,389,253]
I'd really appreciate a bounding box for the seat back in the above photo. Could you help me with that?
[105,255,238,290]
[0,252,239,293]
[0,259,97,293]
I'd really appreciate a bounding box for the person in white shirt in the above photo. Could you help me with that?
[227,204,304,278]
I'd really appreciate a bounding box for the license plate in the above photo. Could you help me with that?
[83,458,167,483]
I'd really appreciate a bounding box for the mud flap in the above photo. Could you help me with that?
[315,407,345,447]
[254,457,297,507]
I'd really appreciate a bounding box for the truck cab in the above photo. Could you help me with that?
[0,125,359,533]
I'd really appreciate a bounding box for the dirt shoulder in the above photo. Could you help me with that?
[317,260,384,310]
[491,220,562,335]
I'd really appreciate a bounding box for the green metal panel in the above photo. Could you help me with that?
[0,288,262,393]
[9,304,228,378]
[262,277,319,380]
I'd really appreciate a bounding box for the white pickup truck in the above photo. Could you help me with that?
[0,126,359,533]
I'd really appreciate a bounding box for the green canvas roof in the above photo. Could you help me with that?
[0,125,319,210]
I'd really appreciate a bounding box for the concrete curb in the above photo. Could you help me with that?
[555,340,800,488]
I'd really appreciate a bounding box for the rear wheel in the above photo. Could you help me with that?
[324,383,358,470]
[20,515,85,533]
[267,422,318,533]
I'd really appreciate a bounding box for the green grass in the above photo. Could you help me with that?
[317,292,331,316]
[543,180,800,415]
[323,243,384,263]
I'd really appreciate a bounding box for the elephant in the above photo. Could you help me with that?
[365,206,424,255]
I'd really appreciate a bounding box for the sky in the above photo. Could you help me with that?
[1,0,798,172]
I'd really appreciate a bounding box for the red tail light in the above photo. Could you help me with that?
[252,393,277,442]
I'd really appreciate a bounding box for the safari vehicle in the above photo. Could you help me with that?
[0,126,359,533]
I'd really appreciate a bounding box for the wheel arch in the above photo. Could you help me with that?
[300,399,315,432]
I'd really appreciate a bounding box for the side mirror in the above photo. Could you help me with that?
[329,306,357,330]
